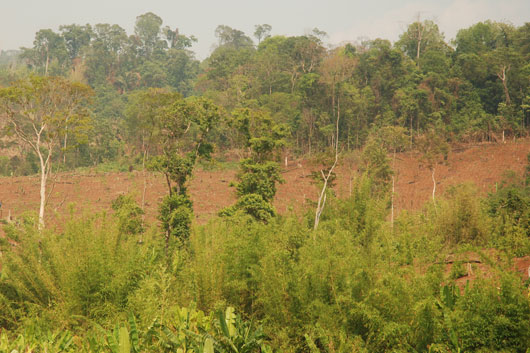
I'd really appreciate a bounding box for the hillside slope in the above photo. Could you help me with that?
[0,139,528,224]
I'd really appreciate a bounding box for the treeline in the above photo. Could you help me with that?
[1,13,530,350]
[1,14,529,174]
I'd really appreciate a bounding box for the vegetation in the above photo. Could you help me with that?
[1,17,529,177]
[0,13,530,352]
[0,167,529,351]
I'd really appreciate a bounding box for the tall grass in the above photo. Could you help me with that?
[0,174,529,352]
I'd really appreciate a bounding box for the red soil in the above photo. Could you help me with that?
[0,139,528,226]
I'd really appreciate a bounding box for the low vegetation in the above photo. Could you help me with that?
[1,11,529,352]
[0,157,529,352]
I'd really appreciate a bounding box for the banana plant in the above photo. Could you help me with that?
[105,313,140,353]
[40,331,74,352]
[0,330,74,353]
[144,306,214,353]
[435,284,462,353]
[215,307,270,353]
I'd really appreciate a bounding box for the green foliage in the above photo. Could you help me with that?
[4,16,529,167]
[451,276,530,352]
[2,180,530,352]
[487,171,530,255]
[129,91,221,244]
[416,129,450,170]
[359,139,393,192]
[111,194,144,236]
[0,329,75,353]
[222,108,288,221]
[158,193,193,241]
[433,184,490,245]
[3,15,530,353]
[220,194,276,223]
[236,159,283,202]
[0,213,148,327]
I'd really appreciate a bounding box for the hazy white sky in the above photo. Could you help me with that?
[1,0,528,59]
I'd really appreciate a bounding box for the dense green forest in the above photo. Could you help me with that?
[0,13,529,175]
[1,13,530,352]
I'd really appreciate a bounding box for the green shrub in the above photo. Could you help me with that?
[111,194,144,236]
[452,275,530,352]
[434,184,490,245]
[158,193,193,242]
[0,214,149,328]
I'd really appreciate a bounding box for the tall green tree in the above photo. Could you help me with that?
[221,108,289,222]
[20,29,68,76]
[254,24,272,44]
[396,19,448,70]
[134,12,165,58]
[59,24,93,61]
[149,95,221,248]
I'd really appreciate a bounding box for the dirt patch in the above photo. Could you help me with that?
[0,139,528,225]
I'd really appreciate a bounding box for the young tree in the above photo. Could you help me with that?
[125,88,179,209]
[221,108,289,222]
[149,95,221,249]
[366,127,409,227]
[0,75,93,229]
[313,47,357,230]
[20,29,68,76]
[416,128,449,205]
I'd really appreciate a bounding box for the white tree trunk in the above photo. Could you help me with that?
[314,93,340,231]
[431,167,436,204]
[38,154,47,230]
[391,175,395,229]
[63,130,68,164]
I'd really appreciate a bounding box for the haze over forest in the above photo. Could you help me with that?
[2,0,530,58]
[0,3,530,352]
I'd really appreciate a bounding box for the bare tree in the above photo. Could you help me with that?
[314,48,357,230]
[416,129,449,207]
[314,100,340,230]
[0,75,92,229]
[377,127,408,228]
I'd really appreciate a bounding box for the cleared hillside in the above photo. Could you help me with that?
[0,139,528,224]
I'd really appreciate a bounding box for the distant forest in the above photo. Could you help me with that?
[2,14,530,353]
[0,13,529,173]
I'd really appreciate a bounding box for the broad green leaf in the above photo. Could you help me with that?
[204,337,214,353]
[118,326,131,353]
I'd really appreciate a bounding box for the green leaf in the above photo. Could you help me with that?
[218,309,230,338]
[225,307,236,337]
[106,332,118,353]
[53,331,73,352]
[128,313,140,353]
[204,337,214,353]
[118,326,131,353]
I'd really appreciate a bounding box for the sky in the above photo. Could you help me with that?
[1,0,529,59]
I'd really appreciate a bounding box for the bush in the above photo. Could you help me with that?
[487,171,530,255]
[158,193,193,241]
[434,184,490,245]
[111,194,144,236]
[0,213,149,329]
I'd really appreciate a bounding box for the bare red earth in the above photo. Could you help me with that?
[0,139,528,225]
